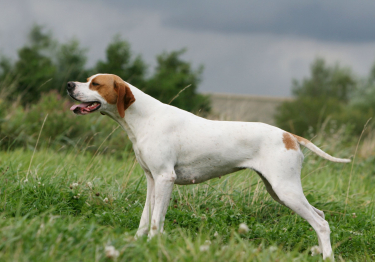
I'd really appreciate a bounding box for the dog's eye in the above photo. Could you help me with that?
[92,82,99,86]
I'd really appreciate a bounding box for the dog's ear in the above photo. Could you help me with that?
[114,80,135,118]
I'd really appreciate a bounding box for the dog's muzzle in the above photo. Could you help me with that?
[67,81,76,93]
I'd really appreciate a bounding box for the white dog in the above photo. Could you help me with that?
[67,74,350,260]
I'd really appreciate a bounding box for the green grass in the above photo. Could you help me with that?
[0,145,374,261]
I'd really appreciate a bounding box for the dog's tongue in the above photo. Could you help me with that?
[70,102,92,111]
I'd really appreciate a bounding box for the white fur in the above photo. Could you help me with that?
[69,74,351,260]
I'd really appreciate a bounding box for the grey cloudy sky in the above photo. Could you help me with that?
[1,0,375,96]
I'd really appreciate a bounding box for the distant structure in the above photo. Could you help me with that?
[206,93,292,125]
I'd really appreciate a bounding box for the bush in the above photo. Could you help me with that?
[0,91,132,155]
[275,58,374,137]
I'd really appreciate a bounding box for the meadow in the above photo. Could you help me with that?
[0,125,374,261]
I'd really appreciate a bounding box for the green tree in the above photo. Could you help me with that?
[275,58,356,135]
[292,58,355,102]
[11,25,57,103]
[146,49,210,113]
[0,25,89,104]
[55,38,88,93]
[339,63,375,134]
[95,35,147,88]
[0,26,210,114]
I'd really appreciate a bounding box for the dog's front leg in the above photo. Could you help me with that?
[148,170,176,238]
[135,172,155,238]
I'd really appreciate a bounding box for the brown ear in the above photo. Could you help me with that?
[114,80,136,118]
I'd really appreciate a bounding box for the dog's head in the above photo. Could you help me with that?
[67,74,135,118]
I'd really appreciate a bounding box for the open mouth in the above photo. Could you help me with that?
[70,101,101,115]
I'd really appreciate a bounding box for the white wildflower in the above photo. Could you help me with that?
[269,246,278,252]
[199,245,209,252]
[87,182,93,189]
[104,197,109,203]
[71,183,79,188]
[310,245,321,256]
[238,223,249,234]
[199,240,211,252]
[352,213,357,218]
[38,182,41,185]
[105,245,119,259]
[221,245,229,250]
[349,231,363,236]
[213,231,219,238]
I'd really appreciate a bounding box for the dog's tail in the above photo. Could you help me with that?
[292,134,351,163]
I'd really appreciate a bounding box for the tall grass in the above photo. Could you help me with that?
[0,131,374,261]
[0,90,132,156]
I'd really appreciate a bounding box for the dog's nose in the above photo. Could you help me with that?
[67,81,76,91]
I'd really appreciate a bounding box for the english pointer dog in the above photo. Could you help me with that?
[67,74,350,260]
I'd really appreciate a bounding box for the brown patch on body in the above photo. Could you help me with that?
[282,132,298,150]
[292,134,311,146]
[89,74,135,118]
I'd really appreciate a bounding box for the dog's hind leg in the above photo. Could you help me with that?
[310,205,326,255]
[271,181,332,259]
[249,151,333,260]
[311,205,325,219]
[254,168,326,258]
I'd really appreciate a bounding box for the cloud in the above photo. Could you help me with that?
[113,0,375,42]
[0,0,375,97]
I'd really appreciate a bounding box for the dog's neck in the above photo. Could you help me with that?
[109,84,162,144]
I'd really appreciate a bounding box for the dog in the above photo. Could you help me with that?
[67,74,350,260]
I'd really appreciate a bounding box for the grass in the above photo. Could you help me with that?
[0,140,374,261]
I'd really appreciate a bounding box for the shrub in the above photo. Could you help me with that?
[0,91,132,155]
[275,58,374,137]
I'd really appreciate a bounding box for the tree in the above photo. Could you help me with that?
[146,49,210,113]
[292,58,355,102]
[9,25,57,103]
[55,38,88,93]
[0,25,89,104]
[95,35,147,89]
[0,26,210,114]
[275,58,356,135]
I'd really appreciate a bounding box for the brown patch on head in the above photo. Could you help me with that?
[89,75,117,104]
[282,132,298,150]
[113,76,136,118]
[89,74,135,118]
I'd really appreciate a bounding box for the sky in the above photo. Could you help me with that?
[1,0,375,97]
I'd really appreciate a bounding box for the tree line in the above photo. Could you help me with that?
[0,25,210,113]
[1,24,374,148]
[275,58,375,137]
